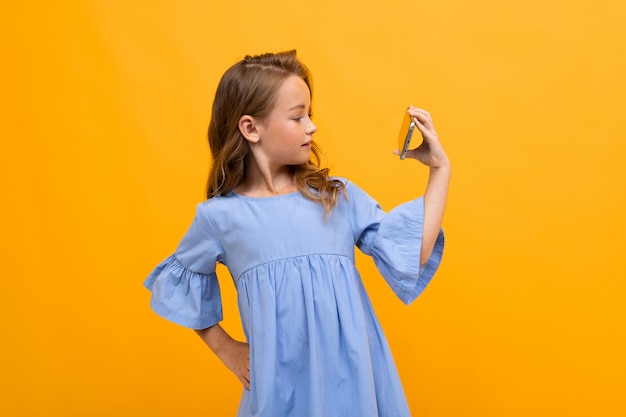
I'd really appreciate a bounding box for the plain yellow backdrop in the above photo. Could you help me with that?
[1,1,625,416]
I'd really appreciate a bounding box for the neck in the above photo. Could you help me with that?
[236,156,296,197]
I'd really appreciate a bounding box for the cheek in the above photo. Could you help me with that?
[277,124,299,139]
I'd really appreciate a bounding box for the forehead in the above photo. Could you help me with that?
[272,75,311,110]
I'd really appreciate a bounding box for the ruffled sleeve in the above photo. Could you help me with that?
[144,203,225,330]
[346,181,445,305]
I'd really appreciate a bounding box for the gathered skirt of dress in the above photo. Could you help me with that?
[144,180,444,417]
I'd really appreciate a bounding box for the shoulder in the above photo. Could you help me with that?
[331,176,357,192]
[199,193,238,206]
[329,177,380,211]
[196,193,239,219]
[331,176,371,198]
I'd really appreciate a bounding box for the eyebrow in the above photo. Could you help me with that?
[287,104,307,111]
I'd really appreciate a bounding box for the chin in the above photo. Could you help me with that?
[288,157,311,167]
[294,152,312,165]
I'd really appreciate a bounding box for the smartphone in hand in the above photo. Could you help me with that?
[397,111,415,160]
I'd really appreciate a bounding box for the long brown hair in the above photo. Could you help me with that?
[206,50,345,213]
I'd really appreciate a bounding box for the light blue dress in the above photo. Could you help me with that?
[144,179,444,417]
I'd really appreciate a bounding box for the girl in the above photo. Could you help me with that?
[144,50,450,417]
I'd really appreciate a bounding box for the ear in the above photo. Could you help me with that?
[238,115,261,143]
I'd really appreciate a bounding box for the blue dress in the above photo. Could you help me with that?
[144,179,444,417]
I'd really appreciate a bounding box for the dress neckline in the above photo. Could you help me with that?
[229,190,301,200]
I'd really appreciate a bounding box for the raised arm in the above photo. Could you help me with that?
[395,106,451,264]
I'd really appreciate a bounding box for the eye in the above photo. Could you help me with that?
[293,113,312,122]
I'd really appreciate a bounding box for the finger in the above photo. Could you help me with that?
[408,108,434,127]
[413,118,430,138]
[408,106,431,118]
[412,113,433,130]
[404,148,417,159]
[410,109,431,119]
[241,372,251,389]
[412,116,439,143]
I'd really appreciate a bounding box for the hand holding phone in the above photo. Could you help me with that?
[397,110,415,160]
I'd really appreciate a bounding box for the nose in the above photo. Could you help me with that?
[306,118,317,135]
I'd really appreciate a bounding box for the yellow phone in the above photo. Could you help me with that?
[397,111,415,160]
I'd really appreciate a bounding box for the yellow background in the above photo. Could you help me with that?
[2,1,625,416]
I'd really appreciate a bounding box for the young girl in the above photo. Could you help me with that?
[144,50,450,417]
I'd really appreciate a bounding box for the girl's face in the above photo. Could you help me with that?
[255,75,317,168]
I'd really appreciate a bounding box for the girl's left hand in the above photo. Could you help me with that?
[394,106,450,169]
